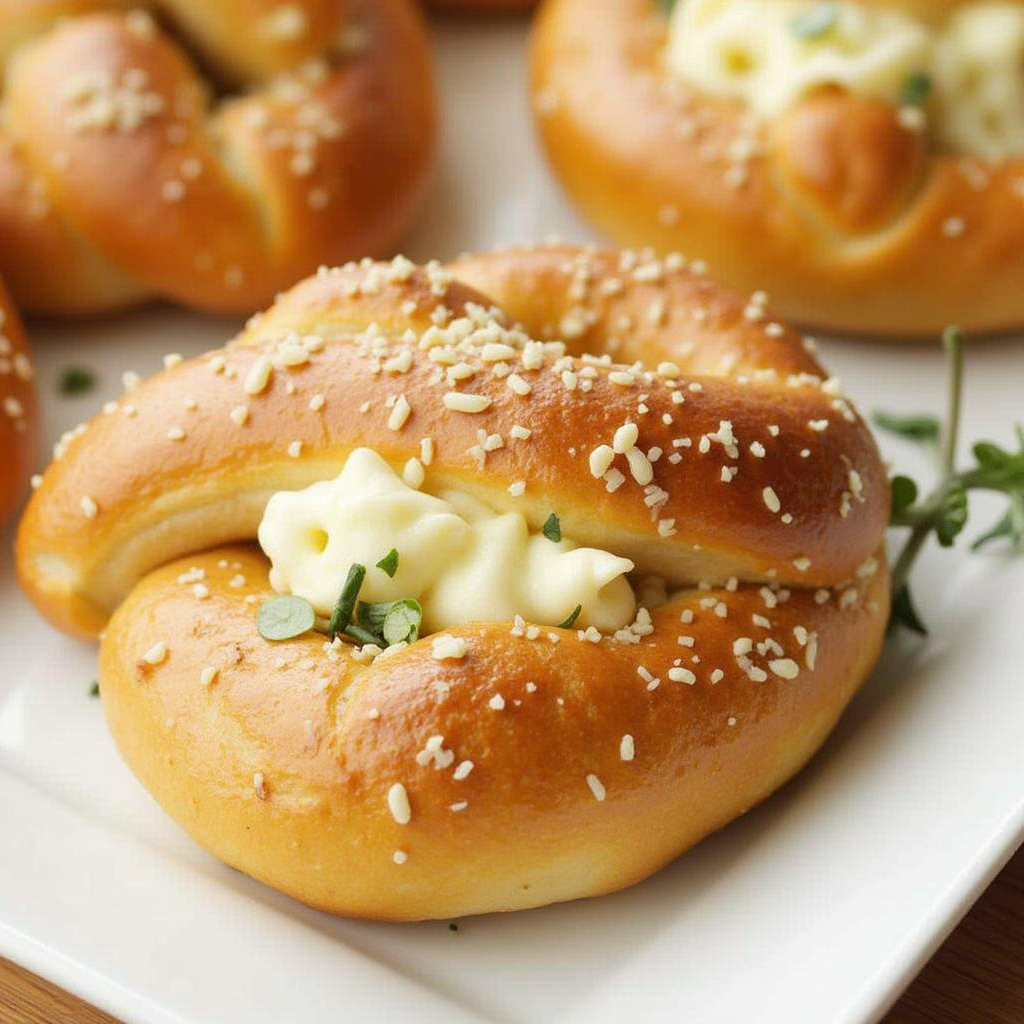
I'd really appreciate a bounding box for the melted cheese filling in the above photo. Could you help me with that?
[667,0,1024,161]
[258,448,637,634]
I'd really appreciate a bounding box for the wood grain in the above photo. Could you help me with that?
[1,844,1021,1023]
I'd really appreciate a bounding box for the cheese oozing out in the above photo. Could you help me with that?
[257,448,637,634]
[666,0,1024,162]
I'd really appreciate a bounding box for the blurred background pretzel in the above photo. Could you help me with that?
[0,0,436,315]
[532,0,1024,335]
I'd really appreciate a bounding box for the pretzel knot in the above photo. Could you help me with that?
[0,1,435,315]
[18,246,890,920]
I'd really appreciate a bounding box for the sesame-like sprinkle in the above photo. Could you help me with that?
[589,444,615,478]
[669,667,696,685]
[393,850,408,864]
[625,447,654,485]
[387,783,411,825]
[453,760,474,781]
[769,658,800,680]
[613,423,639,453]
[141,641,167,665]
[230,404,250,426]
[762,487,781,514]
[432,635,467,660]
[488,693,506,710]
[244,356,273,395]
[443,392,491,414]
[620,735,635,761]
[253,772,268,800]
[80,495,98,519]
[388,394,411,431]
[586,774,607,801]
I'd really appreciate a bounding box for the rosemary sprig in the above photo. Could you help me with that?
[875,326,1024,634]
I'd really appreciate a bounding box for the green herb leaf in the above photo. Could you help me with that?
[59,367,95,395]
[935,484,968,547]
[329,563,366,636]
[890,585,928,636]
[873,411,940,445]
[357,598,423,646]
[791,2,838,40]
[88,680,100,697]
[376,548,399,578]
[557,605,582,629]
[972,492,1024,553]
[542,513,562,543]
[383,600,422,646]
[257,595,316,641]
[890,475,919,520]
[899,72,933,107]
[972,441,1013,470]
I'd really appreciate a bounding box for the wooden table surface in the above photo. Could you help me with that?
[1,844,1021,1024]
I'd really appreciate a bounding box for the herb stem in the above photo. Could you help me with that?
[940,326,964,478]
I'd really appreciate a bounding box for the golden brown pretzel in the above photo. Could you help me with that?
[531,0,1024,335]
[18,246,890,919]
[0,279,36,525]
[0,0,436,315]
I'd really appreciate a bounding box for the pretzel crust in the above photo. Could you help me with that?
[531,0,1024,335]
[0,1,435,314]
[100,544,888,920]
[17,248,888,637]
[0,279,36,525]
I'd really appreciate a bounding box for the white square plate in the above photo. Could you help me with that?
[2,18,1023,1024]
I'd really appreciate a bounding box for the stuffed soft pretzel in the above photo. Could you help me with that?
[532,0,1024,335]
[17,246,890,920]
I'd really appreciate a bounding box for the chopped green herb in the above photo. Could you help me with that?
[343,623,382,647]
[791,1,838,40]
[358,598,423,646]
[899,72,933,107]
[557,605,582,629]
[329,563,366,636]
[881,326,1024,632]
[88,680,100,697]
[59,367,95,395]
[257,595,316,641]
[376,548,399,578]
[542,513,562,543]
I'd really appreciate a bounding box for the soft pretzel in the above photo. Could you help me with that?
[0,279,35,525]
[0,1,435,315]
[18,246,890,919]
[532,0,1024,335]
